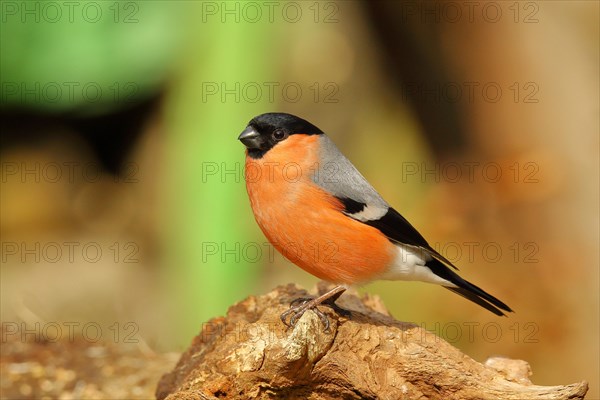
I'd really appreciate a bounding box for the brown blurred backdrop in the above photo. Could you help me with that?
[1,1,598,397]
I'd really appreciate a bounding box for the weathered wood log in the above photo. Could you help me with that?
[156,283,588,400]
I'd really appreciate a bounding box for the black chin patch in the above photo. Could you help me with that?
[247,148,267,159]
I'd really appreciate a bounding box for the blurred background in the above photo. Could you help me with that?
[1,0,598,398]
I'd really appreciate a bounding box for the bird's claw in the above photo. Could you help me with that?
[280,299,333,332]
[280,286,349,332]
[288,296,313,308]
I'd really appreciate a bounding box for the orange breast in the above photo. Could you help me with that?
[244,135,396,284]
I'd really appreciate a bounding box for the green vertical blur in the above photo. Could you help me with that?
[0,1,178,113]
[164,5,278,345]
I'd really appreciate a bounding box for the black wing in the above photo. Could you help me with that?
[338,198,459,271]
[337,198,513,316]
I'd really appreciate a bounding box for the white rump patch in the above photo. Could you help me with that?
[379,244,457,287]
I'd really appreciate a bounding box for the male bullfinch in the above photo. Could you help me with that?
[238,112,512,329]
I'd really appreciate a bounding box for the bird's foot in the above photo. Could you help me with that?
[280,299,332,331]
[280,285,349,332]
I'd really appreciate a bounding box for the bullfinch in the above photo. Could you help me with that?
[238,113,512,329]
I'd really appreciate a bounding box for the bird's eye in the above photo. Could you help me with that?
[272,129,287,141]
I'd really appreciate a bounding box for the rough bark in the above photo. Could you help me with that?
[157,283,588,400]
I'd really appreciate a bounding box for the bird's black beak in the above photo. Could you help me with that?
[238,126,262,149]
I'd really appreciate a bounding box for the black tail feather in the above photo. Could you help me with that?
[445,287,508,316]
[426,259,513,316]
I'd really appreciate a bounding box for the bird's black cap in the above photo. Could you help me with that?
[238,113,323,159]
